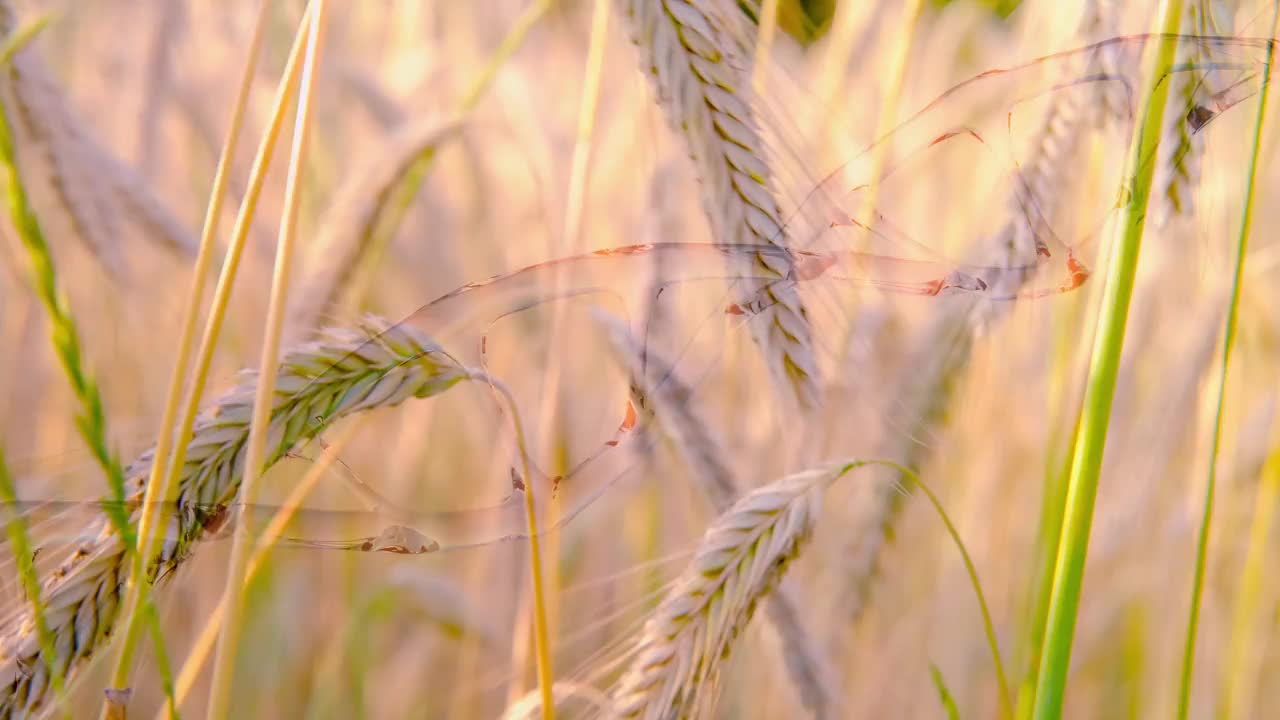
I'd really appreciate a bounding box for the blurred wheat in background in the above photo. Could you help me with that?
[0,0,1277,718]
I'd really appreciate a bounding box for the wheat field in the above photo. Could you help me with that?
[0,0,1277,718]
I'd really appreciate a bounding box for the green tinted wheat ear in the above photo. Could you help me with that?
[612,463,860,720]
[0,1,195,279]
[0,320,469,717]
[617,0,819,408]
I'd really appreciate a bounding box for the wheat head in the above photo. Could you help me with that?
[611,463,855,719]
[617,0,819,409]
[0,1,196,281]
[604,316,836,717]
[0,319,468,716]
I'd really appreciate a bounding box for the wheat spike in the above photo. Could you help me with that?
[617,0,819,409]
[611,464,852,719]
[0,319,469,716]
[604,318,836,718]
[0,1,196,280]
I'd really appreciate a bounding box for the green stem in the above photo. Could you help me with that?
[1030,5,1185,717]
[1176,6,1280,718]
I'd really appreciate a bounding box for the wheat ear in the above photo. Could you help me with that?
[611,462,859,719]
[0,320,469,716]
[604,319,836,718]
[617,0,819,408]
[0,1,195,280]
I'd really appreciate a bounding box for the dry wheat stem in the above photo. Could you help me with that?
[107,0,310,696]
[0,321,470,717]
[617,0,819,409]
[611,462,861,719]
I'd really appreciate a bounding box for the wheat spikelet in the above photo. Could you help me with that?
[0,1,195,280]
[288,118,460,335]
[617,0,819,409]
[611,464,851,719]
[0,319,468,716]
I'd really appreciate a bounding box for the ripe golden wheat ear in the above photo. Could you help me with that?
[606,319,836,718]
[617,0,820,409]
[611,463,857,719]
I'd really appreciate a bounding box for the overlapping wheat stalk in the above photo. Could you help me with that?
[616,0,819,409]
[0,320,469,716]
[611,462,857,719]
[0,1,195,279]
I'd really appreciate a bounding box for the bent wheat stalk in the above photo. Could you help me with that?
[612,462,863,719]
[617,0,820,408]
[0,320,469,716]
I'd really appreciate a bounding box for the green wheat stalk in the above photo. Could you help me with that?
[1176,4,1280,718]
[1030,3,1187,717]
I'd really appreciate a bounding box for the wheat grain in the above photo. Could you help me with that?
[0,319,470,716]
[617,0,819,409]
[611,463,856,719]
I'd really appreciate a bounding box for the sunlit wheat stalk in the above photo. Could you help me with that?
[0,320,471,716]
[617,0,820,409]
[0,1,195,280]
[109,1,310,692]
[207,2,330,712]
[611,462,861,719]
